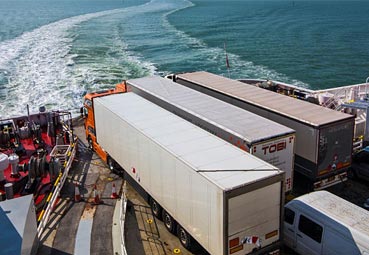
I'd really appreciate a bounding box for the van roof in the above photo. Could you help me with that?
[287,191,369,250]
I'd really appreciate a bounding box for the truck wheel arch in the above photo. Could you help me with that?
[162,209,177,234]
[87,136,93,151]
[107,156,115,171]
[177,225,193,250]
[150,197,163,220]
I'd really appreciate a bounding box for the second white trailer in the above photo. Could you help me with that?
[93,92,285,255]
[127,76,295,192]
[172,71,355,191]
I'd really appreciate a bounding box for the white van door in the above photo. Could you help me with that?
[283,207,297,249]
[295,214,323,255]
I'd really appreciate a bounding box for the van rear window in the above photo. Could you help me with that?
[284,207,295,225]
[298,215,323,243]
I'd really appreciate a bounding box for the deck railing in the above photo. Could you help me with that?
[37,127,77,238]
[119,181,128,255]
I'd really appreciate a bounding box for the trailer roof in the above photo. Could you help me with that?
[127,76,294,144]
[96,93,282,191]
[176,72,354,126]
[290,191,369,246]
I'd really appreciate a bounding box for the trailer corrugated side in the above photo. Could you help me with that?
[126,76,295,192]
[174,71,355,190]
[94,92,285,255]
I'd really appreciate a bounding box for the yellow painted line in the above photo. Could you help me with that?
[46,193,53,203]
[38,210,45,222]
[54,175,61,186]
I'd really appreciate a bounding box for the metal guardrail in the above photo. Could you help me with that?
[353,139,364,153]
[243,79,369,150]
[120,181,128,255]
[313,83,369,108]
[37,135,78,238]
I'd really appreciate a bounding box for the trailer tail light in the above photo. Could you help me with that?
[320,159,350,176]
[229,237,243,254]
[230,244,243,254]
[286,178,291,191]
[229,237,239,248]
[318,169,328,176]
[265,229,278,239]
[289,136,294,143]
[342,162,350,167]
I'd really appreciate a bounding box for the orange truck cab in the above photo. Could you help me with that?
[82,82,126,169]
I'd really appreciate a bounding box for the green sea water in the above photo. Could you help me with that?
[0,0,368,116]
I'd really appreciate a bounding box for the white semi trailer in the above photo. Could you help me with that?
[172,71,355,191]
[92,92,285,255]
[126,76,296,193]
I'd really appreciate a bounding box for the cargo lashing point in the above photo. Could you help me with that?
[173,248,181,254]
[146,219,153,224]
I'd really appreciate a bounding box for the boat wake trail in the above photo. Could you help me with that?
[0,6,147,117]
[0,0,308,118]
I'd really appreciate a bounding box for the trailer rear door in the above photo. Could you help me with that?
[251,135,294,192]
[227,182,282,255]
[317,120,354,177]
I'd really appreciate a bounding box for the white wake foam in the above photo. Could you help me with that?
[0,0,308,118]
[0,9,126,116]
[0,2,157,118]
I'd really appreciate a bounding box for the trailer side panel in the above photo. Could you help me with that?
[175,72,354,188]
[94,93,283,255]
[127,76,295,192]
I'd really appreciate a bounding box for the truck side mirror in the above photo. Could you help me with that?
[80,107,88,118]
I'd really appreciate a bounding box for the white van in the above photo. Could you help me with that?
[283,191,369,255]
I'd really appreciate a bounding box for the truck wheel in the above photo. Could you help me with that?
[150,198,162,220]
[177,226,192,250]
[107,157,115,172]
[87,137,94,151]
[162,210,177,233]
